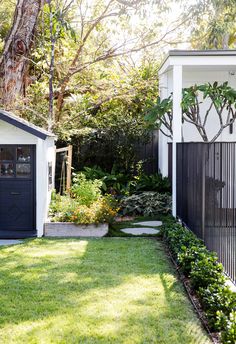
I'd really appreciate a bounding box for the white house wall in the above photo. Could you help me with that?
[158,69,236,176]
[0,119,55,237]
[182,70,236,142]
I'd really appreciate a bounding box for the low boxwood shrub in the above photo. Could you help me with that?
[199,285,236,331]
[190,254,225,290]
[217,311,236,343]
[161,222,236,343]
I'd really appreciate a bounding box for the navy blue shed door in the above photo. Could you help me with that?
[0,145,36,238]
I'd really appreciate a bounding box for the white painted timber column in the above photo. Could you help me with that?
[172,65,182,217]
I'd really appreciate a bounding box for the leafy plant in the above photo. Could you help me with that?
[199,285,236,331]
[133,173,171,193]
[161,222,236,342]
[217,310,236,343]
[50,194,118,224]
[81,166,171,196]
[120,192,171,217]
[50,173,118,224]
[82,166,132,196]
[71,173,103,206]
[190,253,225,290]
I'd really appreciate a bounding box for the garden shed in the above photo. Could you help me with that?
[158,50,236,283]
[0,110,56,238]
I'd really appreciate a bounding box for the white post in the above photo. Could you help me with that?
[158,72,169,176]
[172,65,182,217]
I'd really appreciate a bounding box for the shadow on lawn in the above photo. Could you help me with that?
[0,238,210,344]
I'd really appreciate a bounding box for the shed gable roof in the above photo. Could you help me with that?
[0,110,55,140]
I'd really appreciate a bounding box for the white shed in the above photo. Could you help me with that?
[0,110,56,238]
[158,50,236,216]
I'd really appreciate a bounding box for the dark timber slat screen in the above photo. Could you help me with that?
[177,142,236,283]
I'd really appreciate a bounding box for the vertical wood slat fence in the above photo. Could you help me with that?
[176,142,236,283]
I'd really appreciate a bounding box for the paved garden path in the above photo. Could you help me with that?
[121,220,162,235]
[0,240,22,246]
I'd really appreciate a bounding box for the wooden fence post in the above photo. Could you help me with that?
[66,145,73,192]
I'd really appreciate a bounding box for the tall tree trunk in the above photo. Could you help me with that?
[0,0,42,109]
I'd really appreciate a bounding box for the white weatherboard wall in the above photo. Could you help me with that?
[158,51,236,216]
[0,120,55,237]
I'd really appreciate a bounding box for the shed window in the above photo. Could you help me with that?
[16,163,31,177]
[0,163,14,177]
[0,145,33,179]
[17,147,31,162]
[0,147,14,161]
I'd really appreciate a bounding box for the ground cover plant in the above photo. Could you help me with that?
[0,238,211,343]
[161,222,236,343]
[119,191,172,217]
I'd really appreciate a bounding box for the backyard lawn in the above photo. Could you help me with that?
[0,238,211,344]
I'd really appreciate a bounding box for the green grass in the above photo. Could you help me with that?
[0,238,211,343]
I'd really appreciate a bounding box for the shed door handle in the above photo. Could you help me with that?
[11,192,20,195]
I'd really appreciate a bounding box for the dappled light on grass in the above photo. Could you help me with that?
[0,238,211,343]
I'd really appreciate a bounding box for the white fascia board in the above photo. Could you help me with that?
[159,58,171,76]
[171,55,236,67]
[159,55,236,75]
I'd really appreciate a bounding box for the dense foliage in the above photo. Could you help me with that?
[50,173,118,224]
[190,0,236,49]
[80,165,171,196]
[161,222,236,343]
[120,191,171,217]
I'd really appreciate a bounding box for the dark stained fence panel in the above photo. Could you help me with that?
[177,142,236,284]
[134,130,159,175]
[168,143,172,186]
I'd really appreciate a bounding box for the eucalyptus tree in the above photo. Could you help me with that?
[0,0,188,132]
[0,0,42,108]
[188,0,236,49]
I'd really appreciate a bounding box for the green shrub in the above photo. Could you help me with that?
[177,245,209,276]
[50,174,118,224]
[71,173,103,206]
[82,166,132,195]
[50,194,118,224]
[161,222,236,342]
[81,166,171,196]
[217,310,236,343]
[190,254,225,290]
[120,191,171,216]
[199,285,236,331]
[133,173,171,193]
[161,223,203,260]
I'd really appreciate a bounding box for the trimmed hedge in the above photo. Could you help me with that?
[161,222,236,343]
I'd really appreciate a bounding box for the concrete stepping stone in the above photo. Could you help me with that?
[121,227,159,235]
[0,240,23,246]
[133,221,163,227]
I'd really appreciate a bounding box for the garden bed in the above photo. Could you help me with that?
[44,222,108,237]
